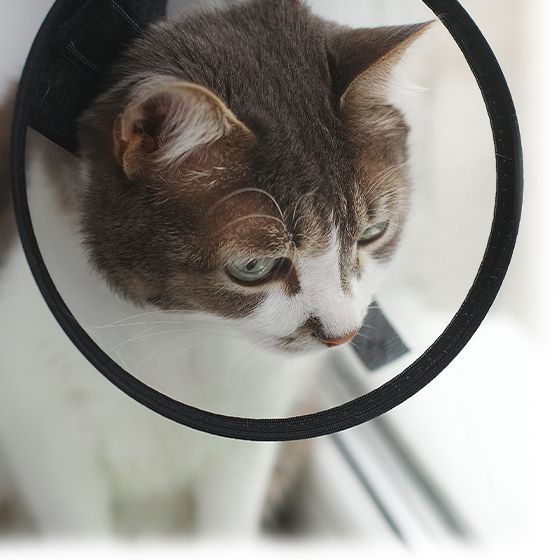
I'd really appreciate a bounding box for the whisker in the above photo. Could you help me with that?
[353,332,371,341]
[359,324,381,332]
[216,213,286,236]
[95,316,241,330]
[204,187,286,222]
[85,309,190,329]
[108,327,222,354]
[120,326,246,373]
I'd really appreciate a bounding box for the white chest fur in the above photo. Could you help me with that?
[0,134,322,534]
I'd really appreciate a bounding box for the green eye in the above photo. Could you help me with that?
[226,257,281,284]
[359,221,389,244]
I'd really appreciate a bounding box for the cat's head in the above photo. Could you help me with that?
[78,0,430,353]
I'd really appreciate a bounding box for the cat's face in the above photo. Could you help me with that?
[79,0,429,353]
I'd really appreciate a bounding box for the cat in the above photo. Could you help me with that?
[0,0,429,535]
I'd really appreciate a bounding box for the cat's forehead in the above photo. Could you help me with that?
[154,157,367,263]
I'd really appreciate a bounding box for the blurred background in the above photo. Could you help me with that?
[0,0,558,556]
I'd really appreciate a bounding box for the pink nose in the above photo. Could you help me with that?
[320,331,359,348]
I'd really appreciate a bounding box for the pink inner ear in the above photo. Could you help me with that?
[135,130,157,154]
[136,94,174,148]
[115,93,176,169]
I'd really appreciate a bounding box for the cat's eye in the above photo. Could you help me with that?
[358,221,390,245]
[226,257,281,284]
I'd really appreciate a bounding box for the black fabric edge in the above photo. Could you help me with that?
[10,0,523,441]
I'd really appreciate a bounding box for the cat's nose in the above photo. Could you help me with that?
[320,330,359,348]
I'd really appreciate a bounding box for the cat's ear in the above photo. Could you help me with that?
[328,22,433,106]
[113,78,250,179]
